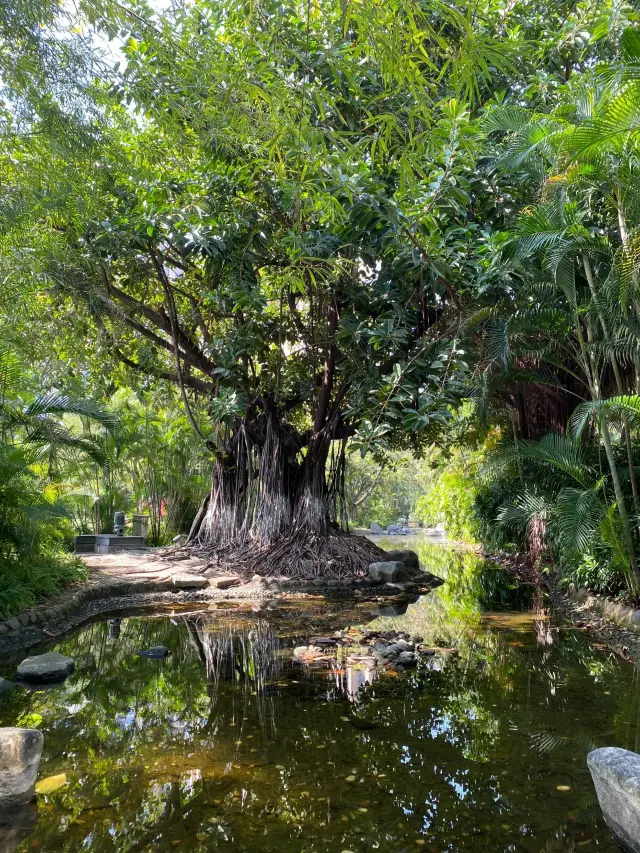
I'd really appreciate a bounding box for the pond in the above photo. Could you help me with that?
[0,538,638,852]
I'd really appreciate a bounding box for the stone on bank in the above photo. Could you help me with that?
[0,728,43,807]
[384,549,420,569]
[588,746,640,852]
[367,561,410,583]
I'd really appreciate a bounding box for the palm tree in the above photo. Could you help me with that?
[477,35,640,588]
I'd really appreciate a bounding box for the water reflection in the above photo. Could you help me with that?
[0,543,635,852]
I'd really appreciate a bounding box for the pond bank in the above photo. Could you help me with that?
[546,572,640,664]
[0,568,441,657]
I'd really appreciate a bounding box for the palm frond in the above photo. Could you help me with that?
[570,395,640,438]
[23,392,118,431]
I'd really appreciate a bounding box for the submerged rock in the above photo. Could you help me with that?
[0,678,15,694]
[367,561,410,583]
[293,645,331,663]
[369,522,384,534]
[0,728,44,807]
[16,653,74,684]
[588,746,640,852]
[349,717,377,730]
[308,636,340,647]
[137,646,169,659]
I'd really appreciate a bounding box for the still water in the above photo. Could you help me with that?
[1,539,638,852]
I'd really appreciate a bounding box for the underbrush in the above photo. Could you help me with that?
[0,552,88,618]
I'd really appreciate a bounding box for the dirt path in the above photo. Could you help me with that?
[81,549,240,586]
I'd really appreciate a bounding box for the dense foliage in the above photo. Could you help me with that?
[3,0,640,594]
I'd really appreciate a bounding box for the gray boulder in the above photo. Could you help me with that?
[397,651,417,667]
[385,549,420,570]
[588,746,640,852]
[386,524,405,535]
[368,561,410,583]
[0,728,43,807]
[16,652,74,684]
[0,678,15,694]
[369,522,384,534]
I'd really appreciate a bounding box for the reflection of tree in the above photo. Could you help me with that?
[184,616,282,738]
[1,578,639,852]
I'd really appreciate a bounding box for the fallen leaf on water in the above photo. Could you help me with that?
[35,774,67,795]
[557,785,571,792]
[345,775,356,783]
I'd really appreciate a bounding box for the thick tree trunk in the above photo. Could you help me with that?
[186,409,386,577]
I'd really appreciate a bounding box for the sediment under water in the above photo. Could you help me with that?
[0,539,636,852]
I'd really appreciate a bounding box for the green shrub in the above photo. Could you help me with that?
[0,552,87,618]
[0,444,88,616]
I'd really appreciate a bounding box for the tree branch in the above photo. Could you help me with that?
[113,348,214,393]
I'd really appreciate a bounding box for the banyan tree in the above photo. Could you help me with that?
[0,0,513,575]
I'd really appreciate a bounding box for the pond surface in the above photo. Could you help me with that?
[0,539,638,853]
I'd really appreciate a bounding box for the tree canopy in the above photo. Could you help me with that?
[3,0,640,585]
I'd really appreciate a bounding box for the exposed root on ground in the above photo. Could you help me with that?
[167,530,389,580]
